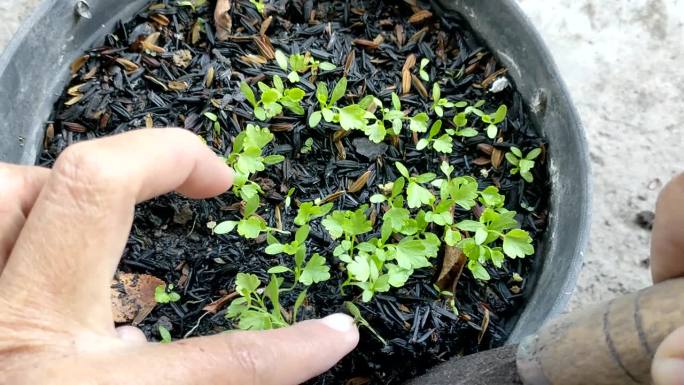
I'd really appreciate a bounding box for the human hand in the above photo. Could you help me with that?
[648,173,684,385]
[0,128,358,385]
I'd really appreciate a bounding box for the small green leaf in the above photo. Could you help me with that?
[468,260,491,280]
[526,148,542,160]
[275,50,288,70]
[505,152,520,166]
[267,265,291,274]
[370,194,387,204]
[416,139,429,151]
[432,83,441,101]
[158,325,172,343]
[240,82,257,108]
[316,82,329,105]
[237,216,266,239]
[503,229,534,259]
[319,62,337,71]
[330,77,348,105]
[204,111,218,122]
[299,253,331,285]
[309,111,322,127]
[265,243,285,255]
[510,147,523,158]
[292,289,308,322]
[348,255,371,282]
[235,272,260,295]
[432,134,453,154]
[486,124,498,139]
[263,154,285,165]
[287,71,300,83]
[213,220,238,235]
[444,227,462,246]
[392,162,410,179]
[409,112,429,133]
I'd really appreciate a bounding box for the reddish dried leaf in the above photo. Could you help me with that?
[70,55,90,74]
[436,246,466,291]
[491,148,504,169]
[408,9,432,24]
[203,291,239,314]
[348,170,372,193]
[111,273,164,324]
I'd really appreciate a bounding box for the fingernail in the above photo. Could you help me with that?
[653,358,684,385]
[320,313,355,333]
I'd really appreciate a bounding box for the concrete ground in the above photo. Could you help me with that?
[0,0,682,309]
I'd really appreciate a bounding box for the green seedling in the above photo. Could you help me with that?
[284,188,296,208]
[394,162,436,209]
[506,147,541,183]
[345,301,387,344]
[417,120,453,154]
[226,273,289,330]
[431,83,463,117]
[308,77,348,127]
[266,225,331,286]
[293,201,333,226]
[419,58,430,81]
[240,78,305,121]
[461,101,507,139]
[454,207,534,280]
[249,0,265,14]
[158,325,172,343]
[300,137,314,154]
[155,283,181,304]
[275,50,335,82]
[203,111,222,137]
[447,111,479,138]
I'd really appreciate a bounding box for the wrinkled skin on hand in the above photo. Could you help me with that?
[0,128,358,385]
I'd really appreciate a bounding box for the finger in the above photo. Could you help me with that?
[0,128,233,332]
[72,314,358,385]
[650,173,684,283]
[653,325,684,385]
[0,164,50,270]
[116,325,148,343]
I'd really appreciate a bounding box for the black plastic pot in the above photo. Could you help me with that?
[0,0,591,372]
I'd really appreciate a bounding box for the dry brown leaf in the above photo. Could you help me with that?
[168,80,190,91]
[345,377,370,385]
[411,74,428,98]
[190,19,202,44]
[348,170,372,193]
[491,148,504,169]
[478,307,490,344]
[402,53,416,72]
[269,122,294,132]
[333,129,350,143]
[44,123,54,146]
[64,95,83,106]
[335,140,347,160]
[373,34,385,45]
[481,68,508,89]
[395,24,405,48]
[408,9,432,24]
[241,54,268,65]
[254,35,275,60]
[203,291,239,314]
[205,66,215,87]
[260,15,273,35]
[320,190,345,204]
[477,143,494,155]
[115,58,139,72]
[353,39,379,49]
[144,75,169,91]
[214,0,232,41]
[436,246,466,291]
[82,65,98,80]
[145,113,154,129]
[67,83,85,96]
[149,13,170,26]
[343,49,356,76]
[275,205,283,231]
[111,272,164,324]
[472,157,491,166]
[70,55,89,74]
[408,27,428,45]
[402,70,411,95]
[172,49,193,68]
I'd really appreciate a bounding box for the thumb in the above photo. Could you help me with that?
[653,325,684,385]
[108,313,358,385]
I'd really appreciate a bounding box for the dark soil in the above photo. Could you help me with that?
[42,0,550,383]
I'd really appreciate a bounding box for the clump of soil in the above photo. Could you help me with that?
[42,0,549,383]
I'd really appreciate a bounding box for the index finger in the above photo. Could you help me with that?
[0,128,233,332]
[651,173,684,283]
